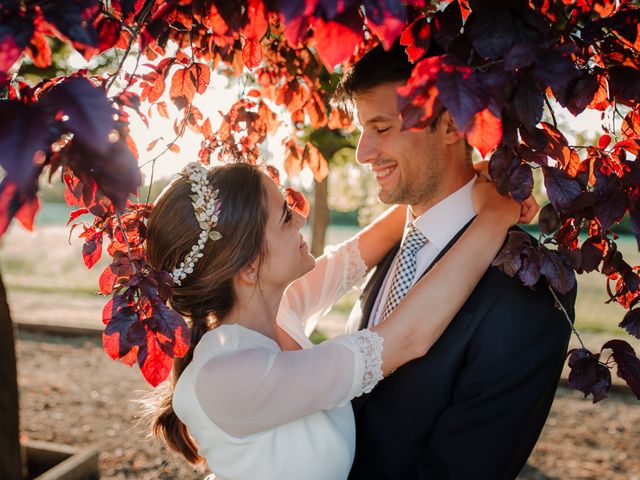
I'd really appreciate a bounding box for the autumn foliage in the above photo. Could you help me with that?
[1,0,640,400]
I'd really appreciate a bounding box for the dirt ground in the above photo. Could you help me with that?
[15,330,640,480]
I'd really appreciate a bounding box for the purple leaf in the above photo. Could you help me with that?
[40,0,101,48]
[104,305,139,357]
[148,300,191,357]
[492,230,531,277]
[520,126,547,151]
[61,135,141,212]
[557,72,599,117]
[629,196,640,250]
[567,348,611,403]
[593,184,629,231]
[504,43,537,71]
[620,309,640,339]
[0,13,34,72]
[508,163,533,202]
[518,246,541,287]
[538,203,560,235]
[542,166,582,214]
[602,340,640,400]
[534,46,580,94]
[0,101,55,193]
[514,78,543,127]
[608,66,640,105]
[43,77,118,155]
[466,8,516,59]
[436,64,485,132]
[539,246,576,294]
[431,1,462,50]
[580,237,604,273]
[489,146,516,195]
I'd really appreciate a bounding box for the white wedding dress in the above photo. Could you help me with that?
[172,238,384,480]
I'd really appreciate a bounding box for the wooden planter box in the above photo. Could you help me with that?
[21,440,99,480]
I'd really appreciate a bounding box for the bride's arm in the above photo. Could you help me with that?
[278,205,406,332]
[371,181,533,375]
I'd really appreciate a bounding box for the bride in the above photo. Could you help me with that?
[144,161,534,479]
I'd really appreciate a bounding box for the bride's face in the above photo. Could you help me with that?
[259,175,316,287]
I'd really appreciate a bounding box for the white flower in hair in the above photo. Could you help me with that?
[171,162,223,286]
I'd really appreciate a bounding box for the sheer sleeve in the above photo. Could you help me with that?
[278,236,368,336]
[194,329,383,437]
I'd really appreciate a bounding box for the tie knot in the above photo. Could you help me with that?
[403,224,428,253]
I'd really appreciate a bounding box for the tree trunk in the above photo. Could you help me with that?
[0,267,23,480]
[311,177,329,257]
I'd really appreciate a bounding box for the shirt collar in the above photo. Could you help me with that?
[406,177,477,251]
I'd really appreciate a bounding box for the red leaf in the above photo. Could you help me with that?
[313,13,363,71]
[397,56,443,130]
[365,6,405,51]
[26,30,52,69]
[82,230,103,269]
[587,75,609,111]
[102,331,121,360]
[400,16,431,63]
[304,143,329,182]
[285,187,310,218]
[327,108,354,131]
[265,165,281,185]
[170,67,197,105]
[67,207,89,225]
[466,109,502,158]
[622,110,640,140]
[157,101,169,119]
[242,38,262,69]
[242,0,268,40]
[146,138,161,152]
[0,14,34,73]
[191,63,210,94]
[304,91,327,128]
[99,264,117,295]
[15,196,40,231]
[139,330,174,386]
[598,134,611,150]
[168,143,180,153]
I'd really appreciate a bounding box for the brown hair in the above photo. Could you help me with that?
[144,162,269,465]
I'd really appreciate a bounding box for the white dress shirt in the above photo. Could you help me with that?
[368,177,477,327]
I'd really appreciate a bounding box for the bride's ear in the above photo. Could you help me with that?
[238,259,259,285]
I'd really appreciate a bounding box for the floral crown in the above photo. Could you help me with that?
[171,162,223,286]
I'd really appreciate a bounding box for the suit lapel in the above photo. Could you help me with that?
[415,217,475,282]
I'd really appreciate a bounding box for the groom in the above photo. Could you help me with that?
[336,42,577,479]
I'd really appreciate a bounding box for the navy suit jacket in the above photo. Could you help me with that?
[347,225,576,480]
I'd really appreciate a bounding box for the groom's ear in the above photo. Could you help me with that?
[441,111,464,145]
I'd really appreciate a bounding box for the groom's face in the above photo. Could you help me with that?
[353,81,446,208]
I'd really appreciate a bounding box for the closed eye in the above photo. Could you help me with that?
[284,206,293,224]
[376,126,391,134]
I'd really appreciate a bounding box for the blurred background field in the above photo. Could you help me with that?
[3,200,639,340]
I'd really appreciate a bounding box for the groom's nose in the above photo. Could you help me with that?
[356,131,377,166]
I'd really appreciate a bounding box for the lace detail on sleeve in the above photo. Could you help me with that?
[351,329,384,395]
[342,237,368,293]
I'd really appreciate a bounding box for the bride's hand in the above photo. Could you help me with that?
[472,176,539,228]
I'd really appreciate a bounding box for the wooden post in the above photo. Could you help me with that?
[0,267,23,479]
[311,177,329,258]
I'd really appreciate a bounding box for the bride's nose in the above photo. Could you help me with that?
[293,210,307,229]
